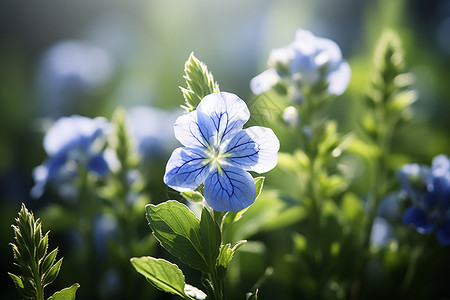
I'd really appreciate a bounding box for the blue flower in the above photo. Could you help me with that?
[36,40,114,117]
[31,115,111,199]
[164,92,280,212]
[370,217,394,247]
[399,155,450,245]
[250,29,351,103]
[126,106,179,160]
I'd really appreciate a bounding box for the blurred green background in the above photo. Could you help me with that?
[1,0,449,299]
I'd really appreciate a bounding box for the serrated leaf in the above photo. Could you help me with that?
[146,201,208,273]
[9,272,24,289]
[42,248,58,276]
[199,208,221,270]
[130,256,194,300]
[43,257,63,287]
[34,222,43,248]
[37,231,49,262]
[180,52,220,111]
[181,190,205,203]
[48,283,80,300]
[9,273,35,299]
[10,244,33,278]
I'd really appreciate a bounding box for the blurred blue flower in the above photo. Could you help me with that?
[378,193,402,223]
[31,115,111,199]
[370,217,394,247]
[164,92,279,212]
[250,29,351,103]
[399,155,450,245]
[36,40,114,117]
[94,214,118,258]
[126,106,179,160]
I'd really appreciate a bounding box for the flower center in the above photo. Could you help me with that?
[203,142,231,173]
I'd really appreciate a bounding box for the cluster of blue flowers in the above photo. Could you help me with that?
[398,155,450,245]
[250,29,351,103]
[31,116,112,199]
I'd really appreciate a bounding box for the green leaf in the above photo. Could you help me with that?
[10,274,36,299]
[8,272,25,290]
[130,256,195,300]
[180,52,220,111]
[216,240,247,279]
[42,257,63,287]
[254,177,265,201]
[146,201,208,273]
[41,248,58,276]
[47,283,80,300]
[181,190,205,203]
[388,90,417,113]
[37,231,49,262]
[199,208,221,270]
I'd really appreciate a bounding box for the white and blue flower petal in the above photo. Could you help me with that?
[196,92,250,145]
[204,165,255,212]
[44,115,109,156]
[224,127,279,173]
[250,68,280,95]
[314,37,343,68]
[327,61,351,96]
[164,147,211,192]
[174,111,209,149]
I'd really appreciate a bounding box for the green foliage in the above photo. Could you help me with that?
[364,29,417,141]
[47,284,80,300]
[180,52,220,111]
[130,256,197,300]
[146,200,209,273]
[181,190,205,203]
[135,200,250,300]
[9,204,79,300]
[216,240,247,280]
[199,207,222,270]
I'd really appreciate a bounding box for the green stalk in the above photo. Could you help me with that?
[32,257,44,300]
[77,167,98,297]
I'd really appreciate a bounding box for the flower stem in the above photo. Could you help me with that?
[32,259,44,300]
